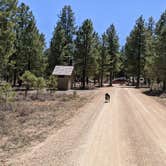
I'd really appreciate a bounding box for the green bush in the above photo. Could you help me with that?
[35,77,46,98]
[0,83,15,111]
[47,76,57,93]
[20,71,37,97]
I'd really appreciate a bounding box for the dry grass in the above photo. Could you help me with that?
[0,91,92,163]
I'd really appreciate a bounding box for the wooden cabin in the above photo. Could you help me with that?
[52,66,74,90]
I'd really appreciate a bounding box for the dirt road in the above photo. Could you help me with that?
[8,86,166,166]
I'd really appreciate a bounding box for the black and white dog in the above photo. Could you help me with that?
[105,93,110,103]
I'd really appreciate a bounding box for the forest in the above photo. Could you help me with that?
[0,0,166,92]
[0,1,166,163]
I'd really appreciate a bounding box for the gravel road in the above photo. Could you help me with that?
[7,86,166,166]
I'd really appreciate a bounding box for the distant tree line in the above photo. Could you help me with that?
[0,0,46,86]
[47,5,120,89]
[0,1,166,91]
[124,15,166,91]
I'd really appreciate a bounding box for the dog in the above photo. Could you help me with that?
[105,93,110,103]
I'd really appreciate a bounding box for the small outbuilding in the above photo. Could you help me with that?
[52,66,74,90]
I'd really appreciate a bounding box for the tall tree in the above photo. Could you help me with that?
[155,11,166,91]
[48,5,76,74]
[106,24,119,86]
[144,17,155,85]
[75,19,98,89]
[125,34,138,83]
[125,16,146,87]
[48,23,66,74]
[134,16,147,87]
[0,0,17,80]
[92,32,100,85]
[11,3,46,85]
[99,33,108,87]
[59,5,76,65]
[118,46,127,78]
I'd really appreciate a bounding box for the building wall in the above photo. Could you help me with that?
[58,76,71,90]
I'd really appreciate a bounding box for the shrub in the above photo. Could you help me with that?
[35,77,46,98]
[0,83,15,111]
[47,76,57,93]
[20,71,37,98]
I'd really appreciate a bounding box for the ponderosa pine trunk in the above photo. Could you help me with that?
[82,68,86,89]
[163,80,166,91]
[100,69,104,87]
[136,35,141,88]
[110,71,113,86]
[13,68,17,86]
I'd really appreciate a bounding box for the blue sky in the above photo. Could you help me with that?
[19,0,166,48]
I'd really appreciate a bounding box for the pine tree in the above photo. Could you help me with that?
[135,16,147,87]
[0,0,17,80]
[106,24,119,86]
[125,16,146,87]
[48,5,76,74]
[118,46,127,78]
[125,34,138,83]
[48,23,66,74]
[92,32,100,85]
[11,3,46,85]
[59,5,76,65]
[144,17,155,86]
[155,11,166,91]
[75,19,98,89]
[99,33,108,87]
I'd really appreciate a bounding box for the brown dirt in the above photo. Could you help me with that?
[0,91,95,165]
[2,86,166,166]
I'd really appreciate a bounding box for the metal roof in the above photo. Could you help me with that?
[52,66,74,76]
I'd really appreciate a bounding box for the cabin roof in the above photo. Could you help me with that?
[52,66,74,76]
